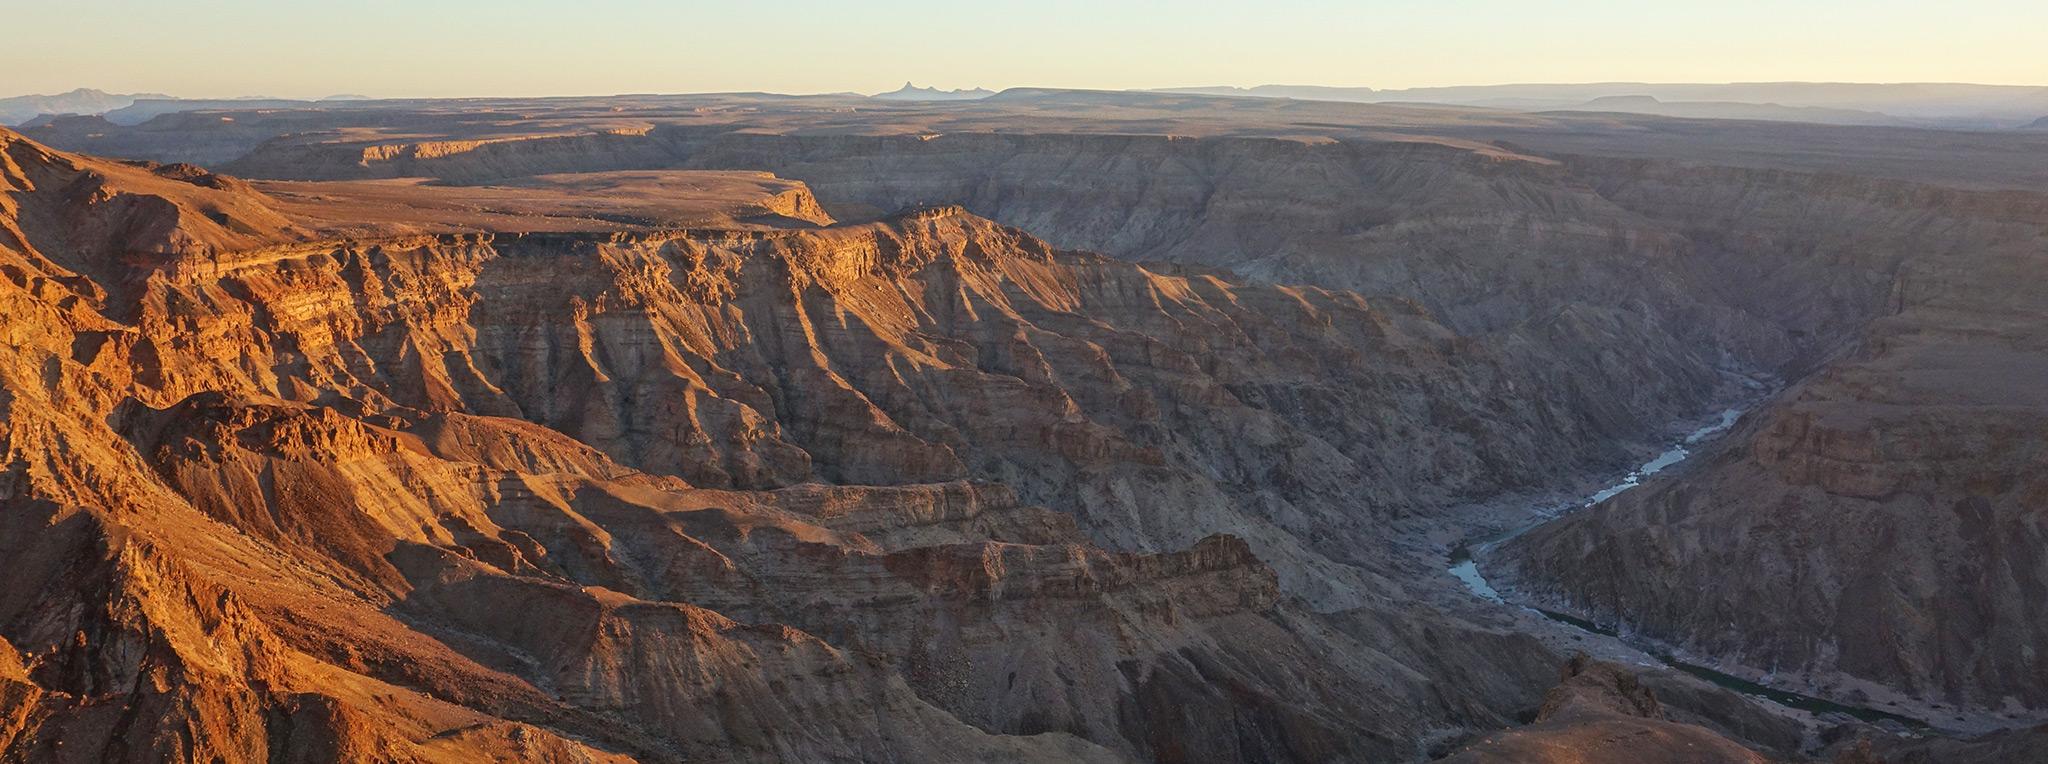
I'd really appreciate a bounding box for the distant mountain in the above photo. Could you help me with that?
[2024,115,2048,130]
[0,88,172,125]
[0,89,393,127]
[871,82,994,101]
[1553,94,1904,126]
[1150,82,2048,128]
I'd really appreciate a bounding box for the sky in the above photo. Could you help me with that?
[6,0,2047,99]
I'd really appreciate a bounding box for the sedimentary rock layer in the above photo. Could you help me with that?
[1,128,1575,762]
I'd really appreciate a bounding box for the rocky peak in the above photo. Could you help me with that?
[1437,657,1769,764]
[1534,654,1666,724]
[872,82,996,101]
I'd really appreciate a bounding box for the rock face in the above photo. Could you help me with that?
[192,123,1849,509]
[0,127,1583,761]
[100,196,1648,607]
[1435,655,1770,764]
[204,124,2009,459]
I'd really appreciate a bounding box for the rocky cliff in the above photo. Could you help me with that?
[0,128,1585,761]
[204,126,1812,507]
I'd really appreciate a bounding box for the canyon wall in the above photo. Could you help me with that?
[1,128,1580,762]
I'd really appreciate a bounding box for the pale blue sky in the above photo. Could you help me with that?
[8,0,2045,98]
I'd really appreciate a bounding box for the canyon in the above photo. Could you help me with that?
[3,89,2047,762]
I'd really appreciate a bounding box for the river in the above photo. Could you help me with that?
[1449,407,1741,602]
[1448,407,1930,730]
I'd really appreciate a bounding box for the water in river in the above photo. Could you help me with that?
[1449,408,1741,604]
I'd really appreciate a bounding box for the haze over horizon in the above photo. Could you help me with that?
[7,0,2046,99]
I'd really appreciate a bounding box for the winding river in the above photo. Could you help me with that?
[1448,407,1931,730]
[1449,407,1740,602]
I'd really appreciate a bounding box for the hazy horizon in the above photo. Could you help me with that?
[8,0,2046,100]
[14,79,2048,103]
